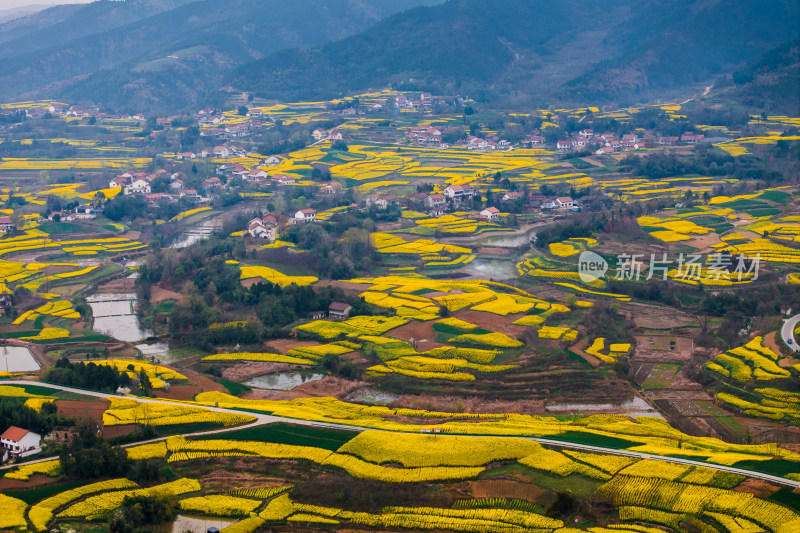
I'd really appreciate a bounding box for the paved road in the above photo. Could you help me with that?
[2,381,799,489]
[781,312,800,352]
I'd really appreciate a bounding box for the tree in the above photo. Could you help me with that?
[237,105,248,116]
[10,211,24,233]
[109,494,176,533]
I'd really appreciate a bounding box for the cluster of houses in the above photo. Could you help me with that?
[217,164,297,186]
[246,214,278,238]
[47,203,103,223]
[174,145,249,160]
[541,129,707,154]
[403,126,512,152]
[245,208,317,237]
[108,170,222,206]
[311,129,344,142]
[394,93,449,111]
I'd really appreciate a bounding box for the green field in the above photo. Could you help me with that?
[195,422,357,451]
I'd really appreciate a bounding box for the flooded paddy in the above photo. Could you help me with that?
[0,345,39,372]
[244,372,325,390]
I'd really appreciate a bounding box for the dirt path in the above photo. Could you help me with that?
[439,222,549,245]
[569,338,601,367]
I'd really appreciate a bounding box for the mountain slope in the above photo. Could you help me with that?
[718,40,800,116]
[233,0,617,102]
[0,0,439,111]
[0,4,51,25]
[0,0,196,54]
[233,0,800,106]
[565,0,800,102]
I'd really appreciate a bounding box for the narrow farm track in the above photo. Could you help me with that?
[3,381,799,489]
[781,312,800,352]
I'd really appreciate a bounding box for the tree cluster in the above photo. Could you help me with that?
[43,357,132,392]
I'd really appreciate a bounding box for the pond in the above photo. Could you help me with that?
[135,342,172,361]
[479,230,537,248]
[545,397,663,419]
[87,293,153,343]
[463,259,517,280]
[0,345,39,372]
[167,217,223,249]
[171,515,233,533]
[244,372,325,390]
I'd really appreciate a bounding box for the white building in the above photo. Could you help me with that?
[1,426,41,460]
[293,209,316,223]
[554,196,575,209]
[480,207,500,221]
[443,184,475,200]
[126,178,151,195]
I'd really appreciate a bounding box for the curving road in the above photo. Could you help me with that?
[2,381,799,489]
[781,312,800,353]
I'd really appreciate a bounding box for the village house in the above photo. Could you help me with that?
[502,191,525,202]
[328,130,344,141]
[293,209,316,223]
[365,194,388,210]
[126,177,151,195]
[556,140,572,152]
[480,207,500,221]
[247,218,270,239]
[424,193,446,209]
[247,169,270,182]
[1,426,41,461]
[48,211,75,222]
[555,196,576,209]
[272,174,296,186]
[261,155,281,166]
[202,177,222,190]
[312,128,327,141]
[579,129,594,139]
[227,166,249,179]
[74,205,100,219]
[596,146,616,155]
[109,173,133,188]
[169,179,185,192]
[213,146,230,158]
[465,136,488,150]
[328,302,352,320]
[443,184,475,200]
[528,135,545,146]
[45,426,79,445]
[319,181,341,195]
[681,132,705,144]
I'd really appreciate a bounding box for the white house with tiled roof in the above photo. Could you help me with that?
[1,426,41,460]
[293,208,316,223]
[480,207,500,221]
